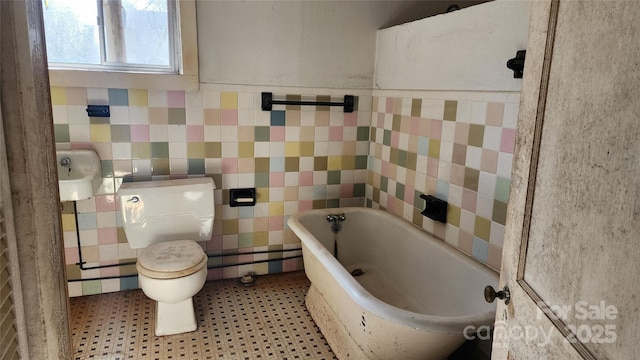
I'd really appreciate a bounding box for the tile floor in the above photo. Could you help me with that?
[70,271,336,360]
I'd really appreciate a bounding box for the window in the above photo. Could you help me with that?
[43,0,199,90]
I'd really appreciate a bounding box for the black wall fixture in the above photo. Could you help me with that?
[507,50,526,79]
[261,92,354,113]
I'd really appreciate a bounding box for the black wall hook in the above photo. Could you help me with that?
[506,50,526,79]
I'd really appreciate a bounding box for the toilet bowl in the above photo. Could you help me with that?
[117,178,215,336]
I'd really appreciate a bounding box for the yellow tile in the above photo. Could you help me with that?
[285,142,300,157]
[61,214,76,231]
[428,139,441,158]
[327,156,342,170]
[238,142,254,158]
[187,143,205,158]
[269,202,284,216]
[256,187,269,203]
[341,155,355,170]
[50,87,67,105]
[300,142,314,157]
[221,92,238,109]
[253,231,269,247]
[448,205,461,227]
[222,219,238,235]
[90,124,111,143]
[474,216,491,241]
[128,89,148,107]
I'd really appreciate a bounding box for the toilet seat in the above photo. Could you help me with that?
[136,239,207,279]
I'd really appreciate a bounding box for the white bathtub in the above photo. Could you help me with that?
[287,207,499,360]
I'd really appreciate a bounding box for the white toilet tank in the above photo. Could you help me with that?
[117,178,216,249]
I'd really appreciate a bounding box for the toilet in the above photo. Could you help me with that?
[117,178,215,336]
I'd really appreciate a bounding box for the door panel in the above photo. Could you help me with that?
[495,1,640,359]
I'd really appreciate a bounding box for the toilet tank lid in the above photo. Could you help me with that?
[138,239,207,276]
[117,178,215,195]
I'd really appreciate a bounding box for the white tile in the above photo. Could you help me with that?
[129,106,149,124]
[109,106,130,124]
[478,171,497,197]
[470,101,488,125]
[483,126,502,151]
[465,146,483,169]
[497,153,514,178]
[111,143,131,160]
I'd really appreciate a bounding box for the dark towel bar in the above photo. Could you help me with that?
[261,92,354,113]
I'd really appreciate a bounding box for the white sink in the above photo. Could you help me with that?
[56,149,102,201]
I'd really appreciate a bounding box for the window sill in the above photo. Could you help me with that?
[48,69,199,91]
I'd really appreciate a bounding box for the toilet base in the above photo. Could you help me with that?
[154,298,197,336]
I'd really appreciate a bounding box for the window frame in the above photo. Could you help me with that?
[47,0,198,90]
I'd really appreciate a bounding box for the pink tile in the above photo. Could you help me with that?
[340,184,353,198]
[222,158,238,173]
[410,117,421,134]
[270,172,285,187]
[269,216,283,230]
[206,236,223,251]
[64,247,79,265]
[427,158,439,178]
[238,254,253,264]
[500,128,516,153]
[167,91,185,107]
[385,98,394,113]
[461,188,478,211]
[404,185,415,205]
[283,258,301,272]
[270,127,285,141]
[377,113,385,128]
[343,112,357,126]
[130,125,150,142]
[329,127,343,141]
[100,265,120,277]
[186,125,204,141]
[207,268,223,281]
[95,194,116,212]
[299,171,313,186]
[98,228,118,244]
[221,109,238,125]
[298,200,313,211]
[390,131,400,147]
[430,120,443,139]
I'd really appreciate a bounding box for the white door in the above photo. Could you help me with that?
[493,1,640,359]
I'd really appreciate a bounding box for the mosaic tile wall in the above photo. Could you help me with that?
[53,84,371,296]
[367,90,519,270]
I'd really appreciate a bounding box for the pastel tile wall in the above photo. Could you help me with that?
[54,84,371,296]
[366,90,519,270]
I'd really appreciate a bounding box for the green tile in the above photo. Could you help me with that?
[355,155,368,169]
[131,143,151,159]
[395,183,405,200]
[327,198,340,208]
[120,277,138,290]
[372,188,380,203]
[151,159,170,175]
[406,152,417,171]
[444,100,457,121]
[411,99,422,117]
[151,142,169,158]
[370,127,377,142]
[255,126,270,142]
[380,176,388,192]
[110,125,131,142]
[327,171,341,185]
[495,177,511,203]
[188,159,205,174]
[464,167,480,191]
[238,233,253,248]
[357,126,370,141]
[255,173,269,187]
[397,150,407,167]
[168,108,186,125]
[389,148,399,165]
[108,88,129,106]
[89,116,110,124]
[383,130,391,146]
[493,200,508,225]
[204,142,222,158]
[353,183,365,197]
[54,124,70,142]
[101,160,114,178]
[82,280,102,295]
[468,124,485,147]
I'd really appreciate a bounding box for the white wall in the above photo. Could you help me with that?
[374,0,533,91]
[196,1,483,89]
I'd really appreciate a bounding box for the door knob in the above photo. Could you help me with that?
[484,285,511,305]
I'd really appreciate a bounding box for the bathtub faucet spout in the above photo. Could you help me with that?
[326,213,345,234]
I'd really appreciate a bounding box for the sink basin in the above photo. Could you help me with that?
[56,149,102,201]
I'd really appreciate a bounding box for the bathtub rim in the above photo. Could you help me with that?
[288,206,499,334]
